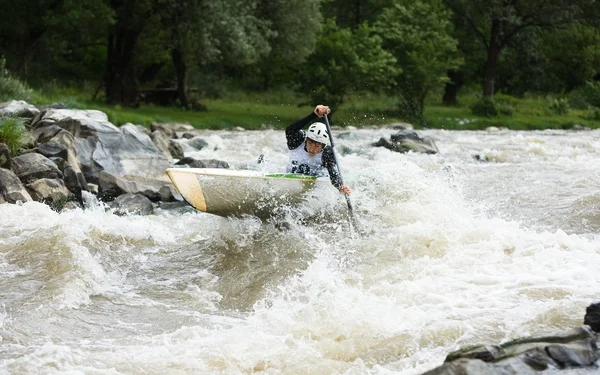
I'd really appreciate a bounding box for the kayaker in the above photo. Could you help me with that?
[286,105,351,195]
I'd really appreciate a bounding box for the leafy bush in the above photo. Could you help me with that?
[549,98,569,115]
[497,103,514,116]
[586,106,600,121]
[0,116,26,155]
[471,97,498,118]
[568,81,600,109]
[0,57,32,102]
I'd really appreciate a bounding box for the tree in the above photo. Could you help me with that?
[247,0,323,90]
[104,0,160,106]
[375,0,462,117]
[0,0,113,81]
[299,20,399,113]
[442,0,595,97]
[161,0,271,107]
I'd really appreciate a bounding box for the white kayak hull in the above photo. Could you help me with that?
[166,168,329,217]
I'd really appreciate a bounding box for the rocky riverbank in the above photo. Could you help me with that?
[0,100,231,214]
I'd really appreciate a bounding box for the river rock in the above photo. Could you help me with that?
[0,100,40,118]
[0,143,11,169]
[33,142,69,160]
[109,193,154,216]
[12,153,63,183]
[0,168,33,203]
[423,326,600,375]
[31,124,63,143]
[29,109,170,184]
[150,122,195,138]
[373,130,439,154]
[169,140,184,160]
[584,302,600,333]
[25,178,71,206]
[187,136,209,151]
[98,170,178,202]
[174,157,229,169]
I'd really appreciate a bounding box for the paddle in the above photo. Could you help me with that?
[322,110,362,235]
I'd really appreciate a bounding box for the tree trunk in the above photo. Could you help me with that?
[171,47,190,107]
[483,19,501,97]
[104,1,142,106]
[442,70,463,106]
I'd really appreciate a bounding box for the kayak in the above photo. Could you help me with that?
[165,168,330,217]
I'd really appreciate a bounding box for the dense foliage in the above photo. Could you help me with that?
[0,0,599,121]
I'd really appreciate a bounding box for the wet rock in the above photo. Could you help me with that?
[12,153,63,183]
[150,130,174,162]
[63,165,88,202]
[424,326,600,375]
[87,183,98,195]
[169,140,184,160]
[150,122,195,138]
[373,130,439,154]
[30,124,63,143]
[34,142,69,160]
[0,168,33,203]
[174,157,229,169]
[60,201,83,211]
[29,109,170,184]
[0,100,40,118]
[109,193,154,216]
[584,302,600,332]
[0,143,11,169]
[25,178,71,207]
[187,136,209,151]
[98,170,179,202]
[178,132,196,139]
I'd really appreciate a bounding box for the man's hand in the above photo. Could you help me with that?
[338,185,351,195]
[314,105,329,117]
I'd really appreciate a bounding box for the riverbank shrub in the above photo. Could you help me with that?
[0,58,33,102]
[586,107,600,121]
[0,116,26,155]
[549,98,570,115]
[471,97,498,118]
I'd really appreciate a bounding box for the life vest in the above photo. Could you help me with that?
[286,139,327,176]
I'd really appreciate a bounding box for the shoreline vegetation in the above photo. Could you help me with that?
[25,86,600,131]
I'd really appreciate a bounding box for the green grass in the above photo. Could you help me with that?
[422,93,600,130]
[29,85,600,130]
[0,116,26,155]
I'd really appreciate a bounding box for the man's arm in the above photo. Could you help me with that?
[285,112,319,150]
[322,146,343,188]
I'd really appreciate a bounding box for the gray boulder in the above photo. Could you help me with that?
[150,130,174,162]
[187,136,209,151]
[109,193,154,216]
[25,178,71,206]
[424,326,599,375]
[150,122,195,138]
[29,109,170,184]
[98,171,178,202]
[584,302,600,333]
[12,153,63,183]
[169,140,184,160]
[33,142,69,160]
[373,130,439,154]
[0,143,11,169]
[0,100,40,118]
[174,157,229,169]
[0,168,33,203]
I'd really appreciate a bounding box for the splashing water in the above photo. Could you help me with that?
[1,128,600,374]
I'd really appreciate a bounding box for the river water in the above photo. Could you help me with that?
[1,127,600,374]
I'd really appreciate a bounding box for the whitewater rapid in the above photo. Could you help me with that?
[1,128,600,374]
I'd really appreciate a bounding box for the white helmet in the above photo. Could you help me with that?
[306,122,330,146]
